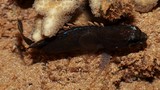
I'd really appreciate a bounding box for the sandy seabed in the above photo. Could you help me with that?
[0,0,160,90]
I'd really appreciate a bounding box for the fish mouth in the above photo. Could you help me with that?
[141,32,148,42]
[138,32,147,45]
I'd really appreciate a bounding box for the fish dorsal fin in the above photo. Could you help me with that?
[63,21,104,30]
[63,23,77,30]
[88,21,104,27]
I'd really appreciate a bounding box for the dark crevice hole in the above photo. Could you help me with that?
[15,0,35,9]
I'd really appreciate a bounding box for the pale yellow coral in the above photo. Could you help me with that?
[33,0,80,42]
[31,19,43,42]
[89,0,102,17]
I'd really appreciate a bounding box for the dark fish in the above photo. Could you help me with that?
[18,20,147,55]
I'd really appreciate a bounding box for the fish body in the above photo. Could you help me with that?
[28,25,147,54]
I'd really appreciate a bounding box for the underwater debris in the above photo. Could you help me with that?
[132,0,158,13]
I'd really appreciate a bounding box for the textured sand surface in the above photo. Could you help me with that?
[0,0,160,90]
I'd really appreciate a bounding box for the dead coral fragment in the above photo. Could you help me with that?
[33,0,80,42]
[101,0,133,20]
[133,0,158,13]
[90,0,133,20]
